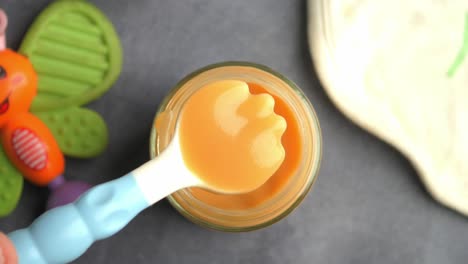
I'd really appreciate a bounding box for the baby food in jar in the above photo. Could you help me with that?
[152,62,322,231]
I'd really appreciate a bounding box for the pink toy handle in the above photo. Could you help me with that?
[0,9,8,50]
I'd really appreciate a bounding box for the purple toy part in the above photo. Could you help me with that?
[48,175,66,190]
[47,178,92,209]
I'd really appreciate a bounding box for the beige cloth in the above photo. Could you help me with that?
[308,0,468,216]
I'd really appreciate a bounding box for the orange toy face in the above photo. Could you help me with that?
[0,49,37,126]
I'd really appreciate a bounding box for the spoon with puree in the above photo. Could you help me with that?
[8,80,287,264]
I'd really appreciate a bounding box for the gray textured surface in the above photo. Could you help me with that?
[1,0,468,263]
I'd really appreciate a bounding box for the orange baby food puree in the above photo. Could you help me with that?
[179,80,287,193]
[189,82,302,209]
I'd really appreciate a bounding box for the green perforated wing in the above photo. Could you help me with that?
[0,148,23,217]
[35,107,109,158]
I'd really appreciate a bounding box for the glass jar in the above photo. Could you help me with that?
[150,62,322,232]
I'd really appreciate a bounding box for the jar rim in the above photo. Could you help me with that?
[150,61,322,232]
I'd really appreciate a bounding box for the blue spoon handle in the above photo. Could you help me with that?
[8,174,149,264]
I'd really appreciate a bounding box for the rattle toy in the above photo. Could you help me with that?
[0,0,122,217]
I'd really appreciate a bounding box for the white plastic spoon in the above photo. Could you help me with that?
[8,80,287,264]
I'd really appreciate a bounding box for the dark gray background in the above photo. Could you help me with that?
[1,0,468,263]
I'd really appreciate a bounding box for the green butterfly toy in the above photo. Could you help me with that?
[0,0,122,217]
